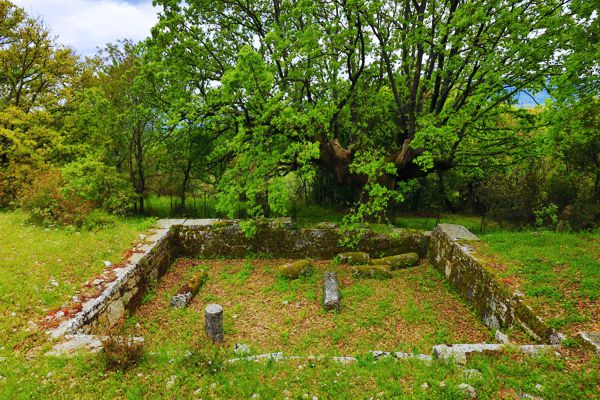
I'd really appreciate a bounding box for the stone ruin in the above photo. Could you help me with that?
[42,218,599,359]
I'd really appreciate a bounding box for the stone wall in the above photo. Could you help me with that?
[428,224,561,344]
[47,220,181,338]
[47,219,427,339]
[175,219,428,258]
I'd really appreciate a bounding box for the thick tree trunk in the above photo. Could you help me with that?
[317,137,449,196]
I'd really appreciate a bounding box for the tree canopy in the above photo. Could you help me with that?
[0,0,598,230]
[150,0,575,219]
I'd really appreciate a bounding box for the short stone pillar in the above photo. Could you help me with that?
[205,303,224,343]
[323,272,341,312]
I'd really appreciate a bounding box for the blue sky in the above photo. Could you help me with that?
[13,0,158,56]
[515,90,550,108]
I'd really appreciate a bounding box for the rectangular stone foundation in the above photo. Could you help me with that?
[47,219,428,339]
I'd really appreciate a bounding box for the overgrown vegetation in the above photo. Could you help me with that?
[0,0,598,397]
[0,210,597,398]
[122,258,493,354]
[0,0,597,229]
[479,230,600,334]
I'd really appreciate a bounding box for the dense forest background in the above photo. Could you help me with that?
[0,0,598,231]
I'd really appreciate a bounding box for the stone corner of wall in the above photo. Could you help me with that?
[433,223,480,242]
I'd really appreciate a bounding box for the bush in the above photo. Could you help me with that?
[101,335,144,370]
[60,158,135,215]
[20,169,93,227]
[82,209,119,230]
[534,203,559,229]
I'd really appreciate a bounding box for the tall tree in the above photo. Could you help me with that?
[151,0,572,219]
[0,0,79,204]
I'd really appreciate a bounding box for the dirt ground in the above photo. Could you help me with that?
[122,258,495,355]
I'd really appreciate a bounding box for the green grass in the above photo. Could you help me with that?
[394,213,506,233]
[0,210,155,350]
[1,343,597,399]
[0,209,598,399]
[479,230,600,333]
[293,204,346,227]
[145,195,219,218]
[125,258,493,356]
[292,204,506,235]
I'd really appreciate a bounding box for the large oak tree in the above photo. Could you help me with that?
[151,0,572,218]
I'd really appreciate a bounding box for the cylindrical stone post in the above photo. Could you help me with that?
[323,272,341,312]
[205,303,224,343]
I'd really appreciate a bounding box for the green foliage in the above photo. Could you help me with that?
[20,169,94,227]
[82,209,119,231]
[149,0,576,222]
[19,157,135,227]
[534,204,559,230]
[60,158,135,215]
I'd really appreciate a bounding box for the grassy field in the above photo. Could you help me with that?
[121,258,493,355]
[477,230,600,335]
[0,209,598,399]
[0,211,156,352]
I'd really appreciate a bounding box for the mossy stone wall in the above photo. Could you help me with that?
[428,224,560,344]
[174,220,428,259]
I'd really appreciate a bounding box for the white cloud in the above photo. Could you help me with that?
[13,0,159,56]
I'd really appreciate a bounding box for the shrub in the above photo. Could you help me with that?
[60,158,135,215]
[101,335,144,370]
[534,203,559,230]
[20,169,93,227]
[82,209,119,230]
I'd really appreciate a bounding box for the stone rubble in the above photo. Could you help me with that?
[458,383,477,398]
[577,332,600,354]
[234,343,251,355]
[495,330,510,344]
[432,343,560,365]
[45,334,144,357]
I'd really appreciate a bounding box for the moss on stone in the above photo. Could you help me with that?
[177,270,208,296]
[369,252,420,270]
[351,264,392,279]
[337,252,370,265]
[278,259,314,279]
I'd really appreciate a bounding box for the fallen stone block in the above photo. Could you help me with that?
[495,330,510,344]
[458,383,477,398]
[576,332,600,354]
[351,264,391,279]
[337,252,370,265]
[46,334,144,357]
[369,252,420,270]
[228,352,284,363]
[432,343,560,365]
[370,350,432,361]
[323,271,341,312]
[433,343,503,364]
[331,356,356,364]
[278,259,313,279]
[234,343,251,355]
[170,270,208,308]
